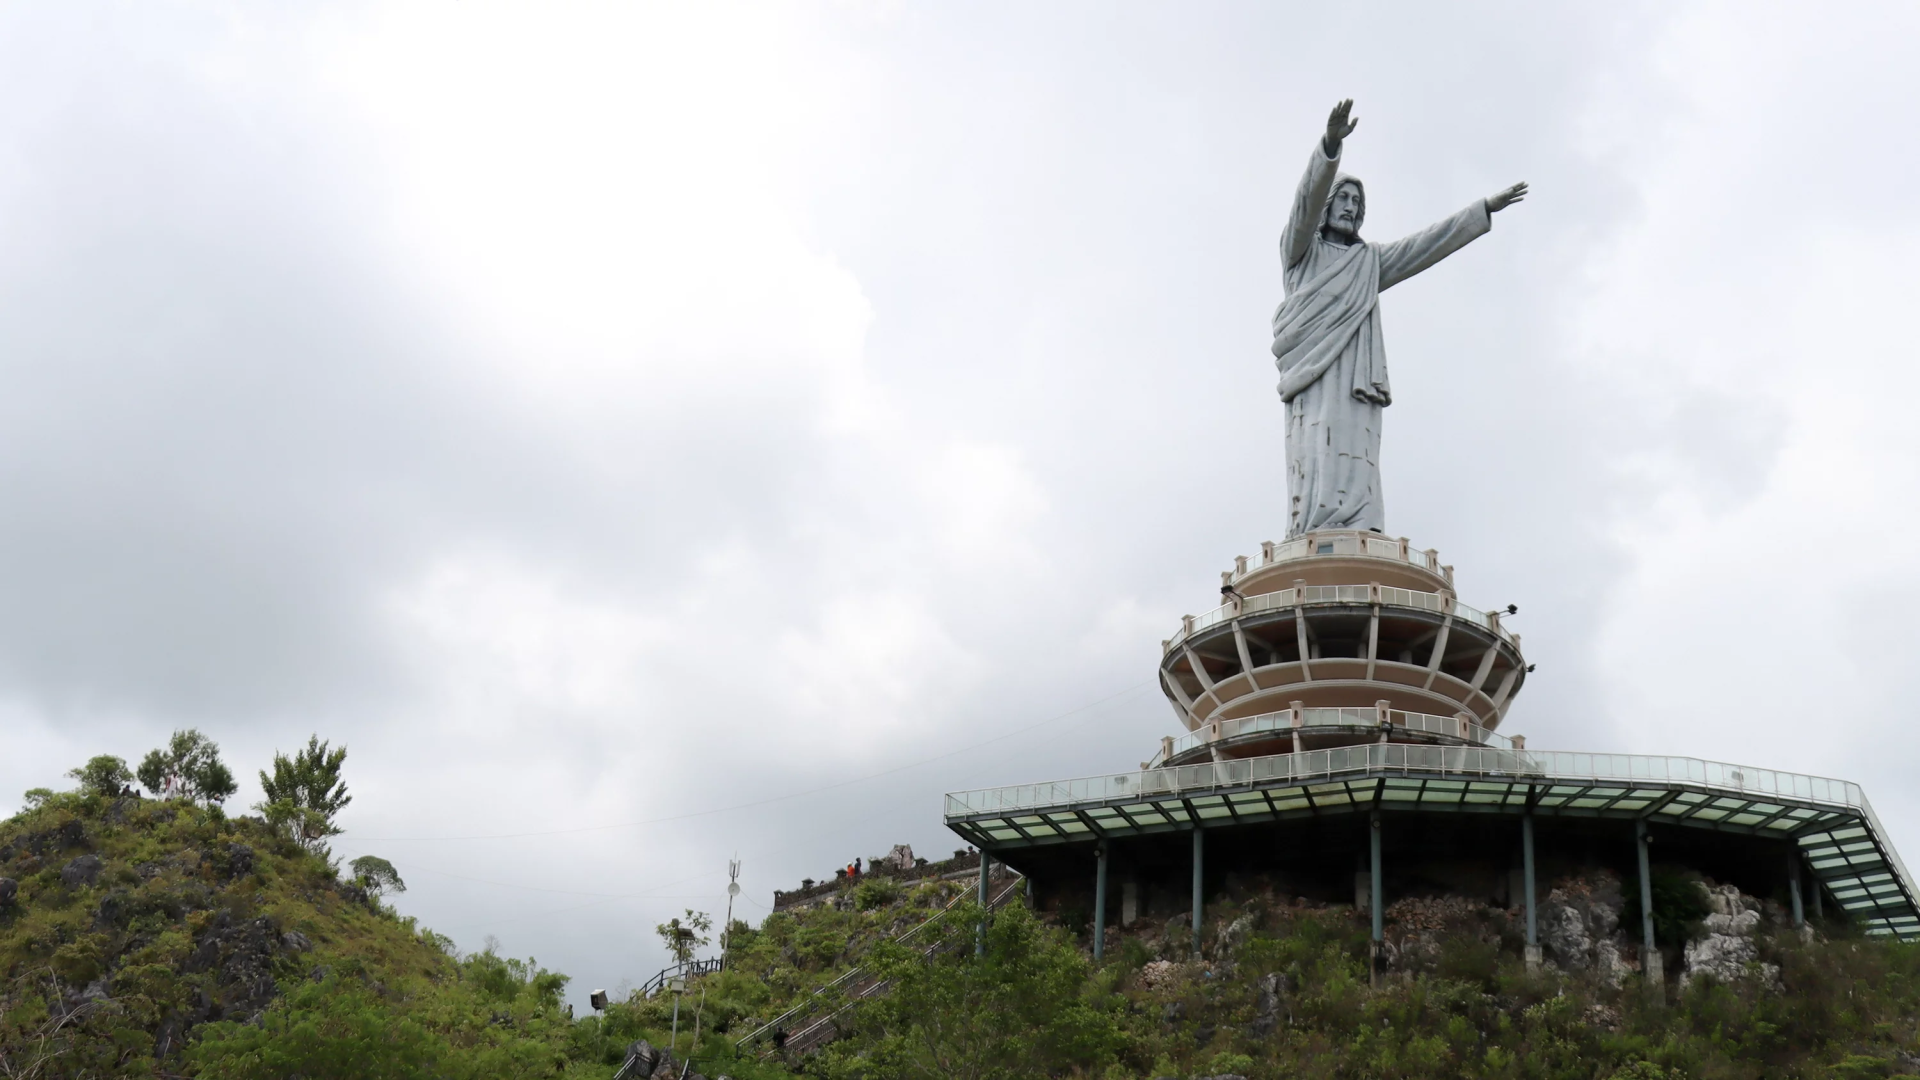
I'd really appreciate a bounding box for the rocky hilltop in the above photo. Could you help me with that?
[7,786,1920,1079]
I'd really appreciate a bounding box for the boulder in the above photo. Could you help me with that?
[0,877,16,906]
[30,819,88,854]
[225,843,255,879]
[1139,959,1179,990]
[1215,913,1257,956]
[1682,884,1778,988]
[1248,970,1289,1036]
[621,1039,661,1077]
[61,854,104,888]
[282,930,313,952]
[1538,870,1629,977]
[183,909,285,1020]
[94,889,133,930]
[880,844,916,872]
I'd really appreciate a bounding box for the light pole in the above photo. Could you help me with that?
[722,859,741,970]
[668,975,686,1053]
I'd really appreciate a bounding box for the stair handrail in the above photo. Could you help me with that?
[637,956,723,999]
[733,869,1023,1050]
[773,872,1026,1054]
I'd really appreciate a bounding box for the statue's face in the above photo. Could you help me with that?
[1325,182,1363,240]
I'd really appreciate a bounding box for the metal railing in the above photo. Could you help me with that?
[946,743,1871,821]
[1166,584,1516,654]
[734,870,1024,1053]
[1232,533,1444,581]
[637,957,723,999]
[1145,706,1511,768]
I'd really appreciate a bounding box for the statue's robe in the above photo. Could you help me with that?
[1273,140,1492,537]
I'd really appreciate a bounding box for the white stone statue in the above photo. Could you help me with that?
[1273,100,1527,537]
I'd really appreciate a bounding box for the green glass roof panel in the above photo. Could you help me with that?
[944,747,1916,939]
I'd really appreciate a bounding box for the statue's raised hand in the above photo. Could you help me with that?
[1487,182,1528,212]
[1323,99,1357,155]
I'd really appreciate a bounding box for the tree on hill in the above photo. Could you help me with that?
[65,754,133,798]
[657,910,713,968]
[257,735,351,852]
[136,729,238,805]
[349,855,406,898]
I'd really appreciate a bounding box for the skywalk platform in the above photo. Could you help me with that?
[944,743,1920,938]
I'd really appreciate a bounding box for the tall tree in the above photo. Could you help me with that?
[257,736,351,852]
[655,910,712,968]
[65,755,133,798]
[136,730,238,805]
[348,856,405,898]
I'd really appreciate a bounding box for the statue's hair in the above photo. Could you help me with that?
[1321,174,1365,236]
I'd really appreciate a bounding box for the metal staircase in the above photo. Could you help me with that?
[733,869,1025,1056]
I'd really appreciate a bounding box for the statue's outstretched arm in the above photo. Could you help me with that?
[1486,182,1528,212]
[1281,101,1354,269]
[1323,99,1357,158]
[1375,180,1528,290]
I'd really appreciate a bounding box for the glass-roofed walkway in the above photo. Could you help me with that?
[944,743,1920,941]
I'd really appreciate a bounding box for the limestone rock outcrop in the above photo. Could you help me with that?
[1538,871,1635,985]
[1681,884,1779,988]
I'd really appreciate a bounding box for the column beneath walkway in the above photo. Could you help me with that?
[1092,842,1108,962]
[1369,812,1383,981]
[1190,827,1204,959]
[1522,812,1540,969]
[976,850,991,956]
[1636,818,1662,998]
[1788,851,1805,929]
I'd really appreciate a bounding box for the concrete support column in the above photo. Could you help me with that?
[1191,827,1205,959]
[1636,819,1662,998]
[1369,812,1384,981]
[1092,842,1108,962]
[1522,813,1541,969]
[975,850,992,956]
[1813,873,1824,921]
[1788,851,1805,930]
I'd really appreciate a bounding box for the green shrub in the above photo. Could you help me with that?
[1206,1050,1257,1074]
[1621,867,1712,947]
[853,877,903,911]
[65,755,133,798]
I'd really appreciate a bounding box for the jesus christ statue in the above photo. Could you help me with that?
[1273,99,1527,537]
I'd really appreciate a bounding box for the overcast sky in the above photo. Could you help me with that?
[5,1,1919,1006]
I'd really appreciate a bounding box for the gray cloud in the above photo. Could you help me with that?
[12,0,1917,1008]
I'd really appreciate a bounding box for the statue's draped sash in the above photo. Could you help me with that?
[1272,240,1390,407]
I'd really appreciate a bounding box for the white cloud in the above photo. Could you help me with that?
[8,0,1920,1008]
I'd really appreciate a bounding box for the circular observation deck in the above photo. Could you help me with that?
[1156,530,1527,766]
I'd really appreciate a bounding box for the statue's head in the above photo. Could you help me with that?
[1322,176,1365,242]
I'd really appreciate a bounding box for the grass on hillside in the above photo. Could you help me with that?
[9,784,1920,1079]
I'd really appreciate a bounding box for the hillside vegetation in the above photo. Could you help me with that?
[7,740,1920,1079]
